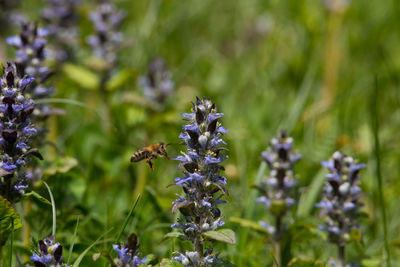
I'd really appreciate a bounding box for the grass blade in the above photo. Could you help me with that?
[236,161,266,266]
[115,194,141,243]
[296,168,325,218]
[43,182,56,236]
[9,219,14,267]
[282,63,316,133]
[371,76,391,267]
[72,229,113,267]
[67,216,80,265]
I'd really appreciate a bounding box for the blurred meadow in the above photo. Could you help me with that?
[0,0,400,266]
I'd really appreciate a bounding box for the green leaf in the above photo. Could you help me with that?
[163,231,185,240]
[106,69,132,91]
[230,217,268,234]
[72,228,113,267]
[125,106,146,126]
[202,229,236,244]
[67,216,80,265]
[157,259,184,267]
[361,257,385,267]
[115,194,140,243]
[43,156,78,177]
[287,257,324,267]
[0,196,22,246]
[63,63,99,90]
[269,199,287,216]
[391,238,400,248]
[215,261,236,267]
[348,228,362,242]
[23,191,51,205]
[297,168,325,218]
[287,221,323,243]
[85,57,109,72]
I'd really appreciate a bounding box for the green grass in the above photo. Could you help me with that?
[1,0,400,266]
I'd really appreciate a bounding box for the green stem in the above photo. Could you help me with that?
[194,237,204,261]
[44,182,56,236]
[372,76,392,267]
[99,71,111,133]
[9,219,14,267]
[274,216,282,267]
[338,245,345,267]
[236,162,266,266]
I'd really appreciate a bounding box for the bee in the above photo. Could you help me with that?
[130,142,170,170]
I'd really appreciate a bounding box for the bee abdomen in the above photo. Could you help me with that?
[130,150,148,162]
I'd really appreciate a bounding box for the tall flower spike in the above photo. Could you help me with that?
[7,22,58,118]
[138,58,174,109]
[316,151,366,266]
[7,23,60,184]
[171,97,229,266]
[30,235,67,267]
[87,1,125,68]
[41,0,80,62]
[255,131,301,240]
[0,62,41,203]
[112,233,146,267]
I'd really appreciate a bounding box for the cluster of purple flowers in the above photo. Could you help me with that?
[30,236,67,267]
[138,58,174,108]
[170,97,228,266]
[255,131,301,239]
[41,0,80,62]
[112,233,146,267]
[87,1,125,68]
[0,62,41,203]
[7,22,58,118]
[316,151,366,265]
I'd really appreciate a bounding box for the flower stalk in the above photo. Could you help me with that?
[41,0,80,62]
[87,1,125,132]
[316,151,366,266]
[170,97,229,266]
[138,58,174,111]
[254,131,301,266]
[0,62,41,204]
[29,235,67,267]
[112,233,146,267]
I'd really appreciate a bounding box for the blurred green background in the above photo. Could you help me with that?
[1,0,399,266]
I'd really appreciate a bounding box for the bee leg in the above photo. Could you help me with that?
[146,158,154,170]
[165,151,171,160]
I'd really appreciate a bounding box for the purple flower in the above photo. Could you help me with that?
[23,127,37,135]
[2,161,17,171]
[170,97,229,263]
[30,236,65,266]
[205,155,223,164]
[112,233,146,267]
[12,104,23,112]
[20,77,35,88]
[0,63,40,203]
[255,131,301,241]
[7,22,56,122]
[139,58,175,108]
[181,113,194,119]
[6,36,22,47]
[14,183,28,191]
[87,2,125,66]
[41,0,80,62]
[317,151,365,248]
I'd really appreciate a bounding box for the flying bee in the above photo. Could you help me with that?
[130,142,170,170]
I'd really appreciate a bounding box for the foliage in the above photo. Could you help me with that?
[0,0,398,266]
